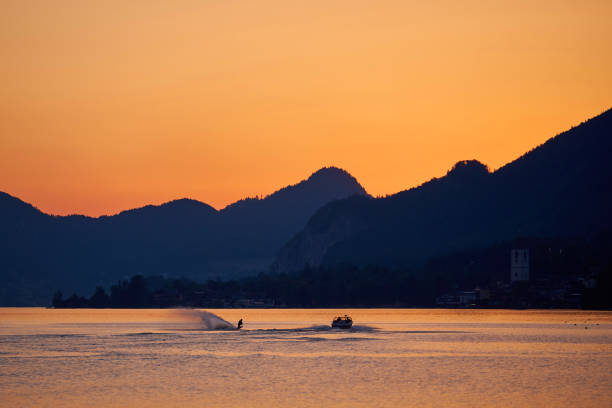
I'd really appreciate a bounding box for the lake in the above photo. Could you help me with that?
[1,308,611,407]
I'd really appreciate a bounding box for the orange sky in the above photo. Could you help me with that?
[1,0,611,216]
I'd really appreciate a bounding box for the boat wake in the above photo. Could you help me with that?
[172,309,236,330]
[247,324,378,334]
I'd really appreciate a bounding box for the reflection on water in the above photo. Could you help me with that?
[0,308,611,408]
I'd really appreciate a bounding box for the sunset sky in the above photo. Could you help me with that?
[1,0,611,216]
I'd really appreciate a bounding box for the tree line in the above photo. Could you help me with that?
[51,248,612,309]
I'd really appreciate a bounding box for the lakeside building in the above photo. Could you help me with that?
[511,249,530,282]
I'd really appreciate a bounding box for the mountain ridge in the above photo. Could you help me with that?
[0,166,367,305]
[272,107,612,274]
[1,166,366,220]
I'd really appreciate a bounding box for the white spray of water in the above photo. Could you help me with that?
[171,309,236,330]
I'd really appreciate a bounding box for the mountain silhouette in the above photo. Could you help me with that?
[0,167,367,305]
[272,108,612,274]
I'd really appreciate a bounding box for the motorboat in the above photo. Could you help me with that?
[331,315,353,329]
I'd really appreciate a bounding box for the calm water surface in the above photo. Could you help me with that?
[1,308,611,407]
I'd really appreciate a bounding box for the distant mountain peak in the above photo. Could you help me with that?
[446,160,490,179]
[221,167,367,215]
[308,166,354,180]
[112,197,217,218]
[161,198,216,210]
[305,166,367,193]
